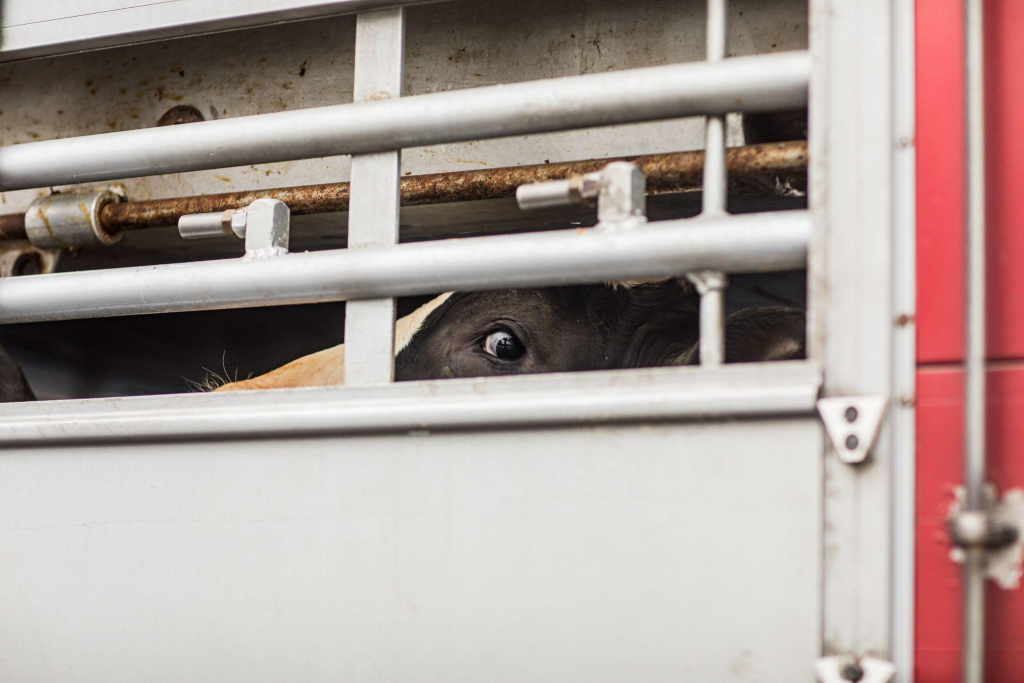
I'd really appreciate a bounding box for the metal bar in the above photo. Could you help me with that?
[0,142,808,241]
[693,0,729,368]
[345,7,405,386]
[963,0,988,680]
[702,0,728,217]
[103,141,806,232]
[687,271,728,366]
[0,0,445,64]
[813,0,897,664]
[0,211,809,324]
[0,362,822,446]
[891,0,918,677]
[0,52,810,192]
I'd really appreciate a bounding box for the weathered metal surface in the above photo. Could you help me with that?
[0,0,808,254]
[70,141,806,238]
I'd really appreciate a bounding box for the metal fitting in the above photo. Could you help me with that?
[178,198,290,258]
[515,173,602,211]
[178,209,240,240]
[950,509,1019,550]
[25,188,124,250]
[516,161,647,230]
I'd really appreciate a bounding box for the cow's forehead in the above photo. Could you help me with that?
[395,292,454,352]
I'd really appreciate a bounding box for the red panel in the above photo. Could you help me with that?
[916,366,1024,682]
[916,0,964,364]
[918,0,1024,363]
[916,368,962,683]
[981,365,1024,674]
[984,1,1024,360]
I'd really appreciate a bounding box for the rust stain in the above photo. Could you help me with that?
[76,202,91,225]
[10,142,808,241]
[35,206,76,250]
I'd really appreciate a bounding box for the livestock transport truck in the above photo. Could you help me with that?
[0,0,1016,681]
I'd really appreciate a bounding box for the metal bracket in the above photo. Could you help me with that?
[814,656,895,683]
[949,487,1024,589]
[515,161,647,230]
[817,395,889,464]
[25,187,126,250]
[178,198,290,259]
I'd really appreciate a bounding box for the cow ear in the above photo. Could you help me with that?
[679,307,806,365]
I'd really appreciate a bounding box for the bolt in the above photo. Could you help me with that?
[845,434,859,450]
[844,406,858,423]
[841,662,864,682]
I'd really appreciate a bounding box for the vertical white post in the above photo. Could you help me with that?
[962,0,988,679]
[690,0,728,366]
[811,0,897,669]
[344,8,405,385]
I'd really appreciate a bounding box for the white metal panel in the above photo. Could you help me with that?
[809,0,901,667]
[0,0,439,63]
[0,418,821,682]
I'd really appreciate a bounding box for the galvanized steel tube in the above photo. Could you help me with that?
[702,0,728,217]
[963,0,988,681]
[0,211,810,323]
[695,0,729,366]
[0,52,810,191]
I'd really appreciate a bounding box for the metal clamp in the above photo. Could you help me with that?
[948,487,1024,590]
[178,198,290,258]
[25,187,125,250]
[817,395,889,465]
[950,509,1019,551]
[516,161,647,230]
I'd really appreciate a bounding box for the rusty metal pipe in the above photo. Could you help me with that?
[0,141,807,243]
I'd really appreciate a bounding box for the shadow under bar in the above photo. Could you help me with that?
[0,210,809,323]
[0,51,809,191]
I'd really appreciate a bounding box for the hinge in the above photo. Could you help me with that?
[817,395,889,464]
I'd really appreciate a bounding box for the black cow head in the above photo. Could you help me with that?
[217,281,805,392]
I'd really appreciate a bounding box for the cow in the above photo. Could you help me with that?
[0,346,35,402]
[215,280,804,392]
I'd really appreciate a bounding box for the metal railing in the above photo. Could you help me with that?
[0,50,809,191]
[0,0,812,380]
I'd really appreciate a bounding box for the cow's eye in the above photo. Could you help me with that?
[483,330,525,360]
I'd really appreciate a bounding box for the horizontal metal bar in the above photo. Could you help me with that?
[0,361,822,445]
[0,1,444,64]
[0,210,809,323]
[0,51,810,191]
[0,141,808,241]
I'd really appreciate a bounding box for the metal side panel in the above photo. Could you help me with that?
[0,0,442,63]
[0,418,821,682]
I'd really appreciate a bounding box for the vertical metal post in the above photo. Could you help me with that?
[688,271,728,366]
[344,8,405,385]
[690,0,728,366]
[962,0,987,680]
[890,0,918,678]
[702,0,728,217]
[812,0,896,667]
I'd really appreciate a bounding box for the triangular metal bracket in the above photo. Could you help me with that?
[813,656,896,683]
[817,395,889,465]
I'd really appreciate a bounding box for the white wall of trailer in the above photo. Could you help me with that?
[0,0,915,682]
